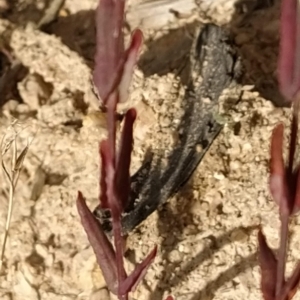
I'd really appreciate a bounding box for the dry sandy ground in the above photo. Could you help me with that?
[0,0,299,300]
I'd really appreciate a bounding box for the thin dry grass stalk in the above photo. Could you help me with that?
[0,119,32,271]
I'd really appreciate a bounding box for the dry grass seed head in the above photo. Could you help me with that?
[0,119,32,271]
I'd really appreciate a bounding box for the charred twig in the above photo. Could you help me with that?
[94,24,243,234]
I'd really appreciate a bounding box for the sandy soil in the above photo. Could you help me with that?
[0,0,299,300]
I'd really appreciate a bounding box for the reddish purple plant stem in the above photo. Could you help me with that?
[111,208,127,299]
[276,216,289,297]
[107,94,118,165]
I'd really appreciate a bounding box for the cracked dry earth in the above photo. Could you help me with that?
[0,0,298,300]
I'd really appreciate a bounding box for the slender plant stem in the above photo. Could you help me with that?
[107,94,118,165]
[288,110,298,176]
[0,177,15,270]
[0,129,29,271]
[111,209,127,300]
[0,139,18,270]
[276,214,289,297]
[107,91,128,299]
